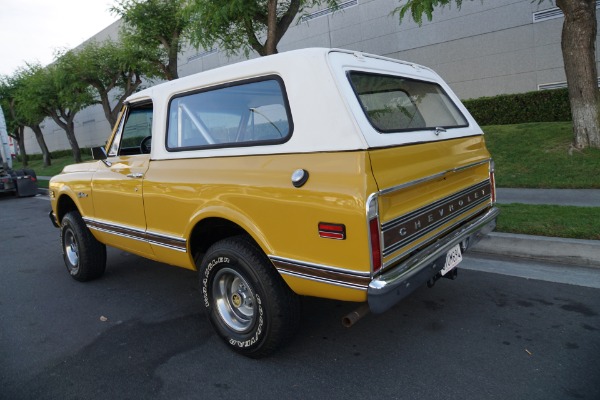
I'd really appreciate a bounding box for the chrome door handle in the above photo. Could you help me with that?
[127,173,144,179]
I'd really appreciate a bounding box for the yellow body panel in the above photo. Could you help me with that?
[369,136,493,269]
[49,162,98,221]
[91,154,153,257]
[143,152,378,270]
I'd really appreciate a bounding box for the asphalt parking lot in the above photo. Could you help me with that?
[1,194,599,400]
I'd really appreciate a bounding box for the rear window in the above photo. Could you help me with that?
[348,71,468,133]
[166,77,292,151]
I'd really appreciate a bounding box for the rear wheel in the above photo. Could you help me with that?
[198,236,300,358]
[60,211,106,281]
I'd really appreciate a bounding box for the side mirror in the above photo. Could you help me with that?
[91,146,107,161]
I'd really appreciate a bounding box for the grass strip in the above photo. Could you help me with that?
[12,154,93,177]
[483,122,600,188]
[496,203,600,240]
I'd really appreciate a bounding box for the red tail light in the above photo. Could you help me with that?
[367,193,382,275]
[489,160,496,203]
[369,217,382,274]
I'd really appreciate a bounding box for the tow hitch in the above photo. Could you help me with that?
[427,267,458,288]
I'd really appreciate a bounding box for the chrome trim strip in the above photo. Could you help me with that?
[278,269,368,291]
[83,217,187,252]
[383,197,489,258]
[270,256,370,290]
[378,159,490,196]
[382,205,488,270]
[381,180,491,257]
[269,256,371,277]
[381,180,490,230]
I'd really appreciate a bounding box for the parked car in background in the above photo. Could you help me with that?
[1,106,37,197]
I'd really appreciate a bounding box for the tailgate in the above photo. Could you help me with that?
[369,135,494,271]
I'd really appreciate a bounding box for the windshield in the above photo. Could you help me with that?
[348,71,468,133]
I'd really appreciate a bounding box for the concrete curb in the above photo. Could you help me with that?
[471,232,600,269]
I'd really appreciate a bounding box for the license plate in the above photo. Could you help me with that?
[441,244,462,276]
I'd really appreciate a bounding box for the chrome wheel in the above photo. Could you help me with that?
[213,267,256,333]
[64,229,80,274]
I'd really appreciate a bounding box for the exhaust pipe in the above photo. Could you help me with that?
[342,304,370,328]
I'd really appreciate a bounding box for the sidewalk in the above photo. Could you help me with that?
[496,188,600,207]
[472,188,600,268]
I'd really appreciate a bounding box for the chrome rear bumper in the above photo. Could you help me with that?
[368,207,500,313]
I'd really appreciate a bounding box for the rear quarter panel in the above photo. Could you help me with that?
[142,151,378,294]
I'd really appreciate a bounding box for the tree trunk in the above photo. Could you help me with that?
[65,120,82,163]
[556,0,600,149]
[16,126,28,167]
[165,33,180,80]
[30,124,51,167]
[97,88,117,128]
[49,111,82,163]
[265,0,279,55]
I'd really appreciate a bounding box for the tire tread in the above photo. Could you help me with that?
[61,211,106,281]
[200,235,300,358]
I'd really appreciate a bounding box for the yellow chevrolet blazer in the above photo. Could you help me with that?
[49,48,499,358]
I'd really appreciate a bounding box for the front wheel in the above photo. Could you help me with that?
[198,236,300,358]
[60,211,106,281]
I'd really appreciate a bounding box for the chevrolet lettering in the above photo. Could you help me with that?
[48,48,499,358]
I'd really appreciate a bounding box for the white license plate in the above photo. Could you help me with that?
[441,244,462,276]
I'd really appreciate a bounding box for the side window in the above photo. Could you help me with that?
[166,78,292,151]
[108,102,153,156]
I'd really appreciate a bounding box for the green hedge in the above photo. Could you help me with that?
[463,88,572,126]
[15,148,92,162]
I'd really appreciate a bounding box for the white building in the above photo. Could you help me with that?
[24,0,600,153]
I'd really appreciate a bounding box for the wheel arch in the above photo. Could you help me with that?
[189,216,268,263]
[55,193,79,224]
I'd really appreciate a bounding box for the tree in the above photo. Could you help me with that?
[111,0,191,81]
[0,75,29,167]
[61,40,161,127]
[395,0,600,150]
[2,69,52,167]
[18,61,95,163]
[555,0,599,149]
[186,0,341,57]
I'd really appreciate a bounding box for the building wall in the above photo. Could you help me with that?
[24,0,600,154]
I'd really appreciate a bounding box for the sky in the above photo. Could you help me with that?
[0,0,119,77]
